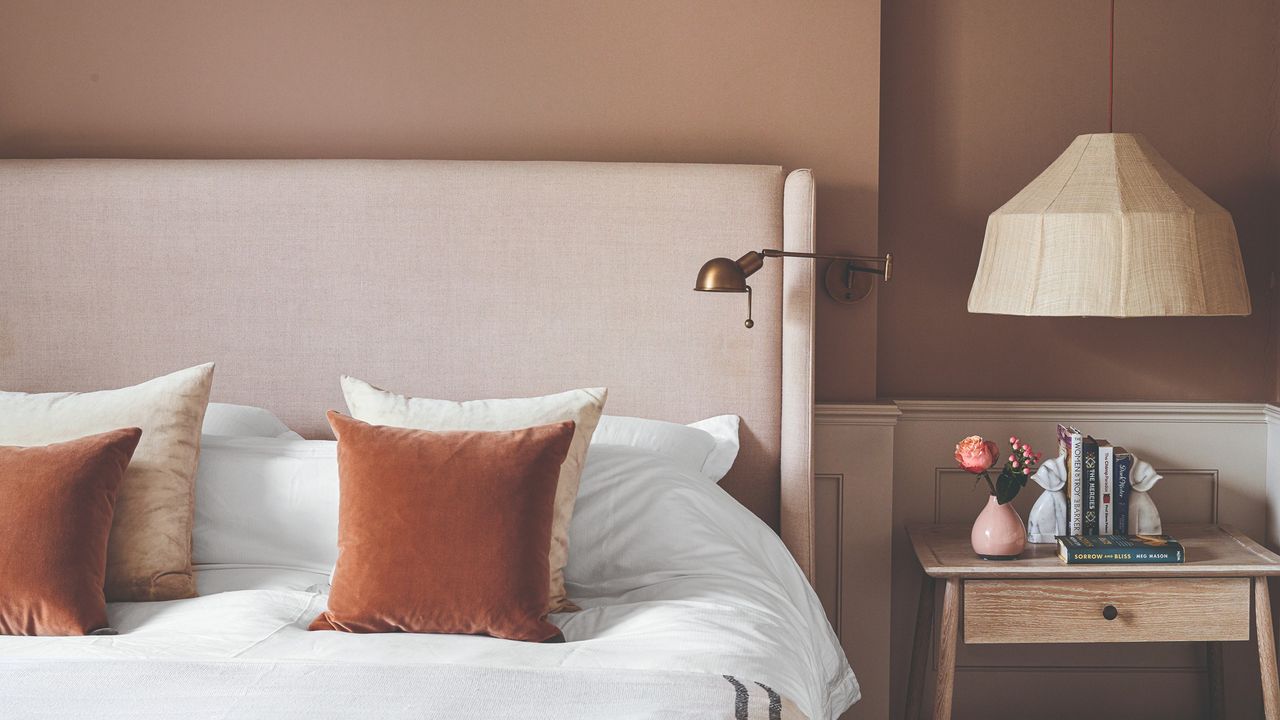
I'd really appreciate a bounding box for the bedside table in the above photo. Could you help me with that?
[905,523,1280,720]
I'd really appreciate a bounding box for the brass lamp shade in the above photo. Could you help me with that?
[968,133,1252,317]
[694,251,764,292]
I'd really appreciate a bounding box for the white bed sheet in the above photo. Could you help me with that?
[0,445,857,719]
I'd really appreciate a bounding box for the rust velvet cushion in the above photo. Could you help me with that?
[340,376,607,613]
[0,427,142,636]
[310,412,575,642]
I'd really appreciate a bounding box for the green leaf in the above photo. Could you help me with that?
[995,466,1024,505]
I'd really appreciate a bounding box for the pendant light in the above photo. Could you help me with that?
[967,1,1251,317]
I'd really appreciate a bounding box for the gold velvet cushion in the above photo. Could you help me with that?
[311,412,574,641]
[340,376,606,612]
[0,427,142,635]
[0,364,214,601]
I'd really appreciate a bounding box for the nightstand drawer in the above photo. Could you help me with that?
[963,577,1251,644]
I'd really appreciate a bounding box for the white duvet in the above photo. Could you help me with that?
[0,445,858,719]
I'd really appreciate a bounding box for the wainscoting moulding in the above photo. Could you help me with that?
[818,400,1275,426]
[890,400,1271,424]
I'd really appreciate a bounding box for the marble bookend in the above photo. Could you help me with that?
[1026,455,1163,543]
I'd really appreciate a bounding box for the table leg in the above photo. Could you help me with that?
[1256,577,1280,720]
[933,578,960,720]
[1206,641,1224,720]
[904,574,936,720]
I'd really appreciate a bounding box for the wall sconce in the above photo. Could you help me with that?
[695,250,892,327]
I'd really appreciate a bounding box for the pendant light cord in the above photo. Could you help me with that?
[1108,0,1115,133]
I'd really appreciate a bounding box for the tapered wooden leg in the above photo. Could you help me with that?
[1256,577,1280,720]
[1206,642,1224,720]
[933,578,960,720]
[904,574,936,720]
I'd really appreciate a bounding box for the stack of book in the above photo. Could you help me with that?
[1057,424,1134,535]
[1054,424,1184,564]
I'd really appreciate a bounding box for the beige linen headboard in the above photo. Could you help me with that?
[0,159,817,577]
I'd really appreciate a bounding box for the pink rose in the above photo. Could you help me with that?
[954,435,999,474]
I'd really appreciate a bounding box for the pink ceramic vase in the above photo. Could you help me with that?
[971,495,1026,560]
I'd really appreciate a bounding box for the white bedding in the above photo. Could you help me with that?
[0,445,857,719]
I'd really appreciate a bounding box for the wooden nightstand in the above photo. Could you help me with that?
[905,524,1280,720]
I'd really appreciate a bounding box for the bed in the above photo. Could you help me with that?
[0,160,855,718]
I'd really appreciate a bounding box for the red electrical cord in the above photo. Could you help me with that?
[1108,0,1115,133]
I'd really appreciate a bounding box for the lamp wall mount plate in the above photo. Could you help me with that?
[825,260,875,303]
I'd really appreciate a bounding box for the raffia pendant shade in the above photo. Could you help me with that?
[968,133,1251,317]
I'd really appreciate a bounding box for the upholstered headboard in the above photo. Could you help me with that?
[0,160,816,577]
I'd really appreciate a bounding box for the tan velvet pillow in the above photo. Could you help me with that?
[340,376,606,612]
[0,427,142,636]
[0,364,215,601]
[310,412,573,641]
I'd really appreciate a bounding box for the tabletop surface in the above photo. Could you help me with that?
[907,523,1280,579]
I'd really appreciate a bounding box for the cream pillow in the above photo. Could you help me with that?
[0,364,214,601]
[341,375,606,613]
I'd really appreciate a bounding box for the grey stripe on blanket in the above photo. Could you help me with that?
[723,675,802,720]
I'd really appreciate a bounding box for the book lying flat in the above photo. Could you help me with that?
[1057,534,1185,564]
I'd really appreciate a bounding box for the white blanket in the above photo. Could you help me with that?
[4,658,807,719]
[0,445,858,719]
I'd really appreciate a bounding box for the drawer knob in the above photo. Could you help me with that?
[1102,605,1118,621]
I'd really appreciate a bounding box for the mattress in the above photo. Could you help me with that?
[0,446,857,719]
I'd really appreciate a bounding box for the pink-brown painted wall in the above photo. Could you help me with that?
[0,0,882,401]
[1274,72,1280,403]
[878,0,1280,404]
[2,0,1276,404]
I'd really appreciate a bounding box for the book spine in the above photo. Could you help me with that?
[1115,453,1132,535]
[1082,438,1099,535]
[1071,431,1083,535]
[1062,548,1183,564]
[1099,446,1113,535]
[1061,427,1083,535]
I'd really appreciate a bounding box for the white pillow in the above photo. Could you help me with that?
[591,414,740,482]
[688,415,741,481]
[193,435,338,573]
[191,412,739,590]
[202,402,301,439]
